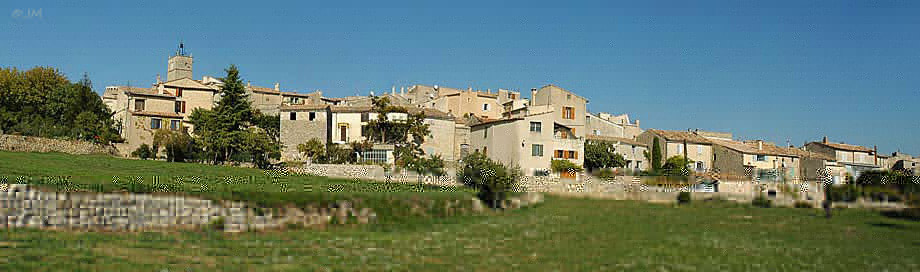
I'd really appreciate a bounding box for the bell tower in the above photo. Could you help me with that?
[167,42,193,81]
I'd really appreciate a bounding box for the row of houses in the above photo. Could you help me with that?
[102,45,917,183]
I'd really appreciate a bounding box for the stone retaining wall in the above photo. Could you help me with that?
[0,184,545,232]
[0,134,117,155]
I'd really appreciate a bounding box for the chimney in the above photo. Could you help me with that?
[274,83,280,91]
[758,141,763,151]
[874,145,879,165]
[530,88,537,106]
[401,86,405,95]
[392,86,396,95]
[156,74,161,84]
[635,119,640,127]
[822,136,828,144]
[247,81,251,87]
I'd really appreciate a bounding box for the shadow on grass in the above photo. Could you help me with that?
[880,208,920,222]
[869,222,907,230]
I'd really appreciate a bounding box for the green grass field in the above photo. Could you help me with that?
[2,151,919,271]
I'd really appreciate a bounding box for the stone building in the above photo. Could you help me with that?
[584,135,649,171]
[278,105,462,163]
[709,139,803,181]
[470,85,588,177]
[586,112,642,140]
[102,44,317,156]
[636,129,714,173]
[804,137,884,180]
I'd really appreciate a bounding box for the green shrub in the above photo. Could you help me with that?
[752,195,772,208]
[677,192,691,205]
[597,168,616,180]
[131,144,153,160]
[827,184,860,202]
[458,152,521,208]
[794,201,813,208]
[881,208,920,221]
[551,159,583,173]
[208,216,225,231]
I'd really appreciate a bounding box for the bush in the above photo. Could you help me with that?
[596,168,616,180]
[131,144,153,160]
[881,208,920,221]
[794,201,813,208]
[458,152,521,208]
[752,195,772,208]
[677,192,691,205]
[827,184,860,203]
[551,159,584,173]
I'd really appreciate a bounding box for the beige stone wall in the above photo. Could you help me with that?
[586,115,625,137]
[249,91,282,115]
[179,89,216,118]
[665,141,713,171]
[0,134,117,155]
[420,118,458,161]
[532,85,587,137]
[280,110,329,161]
[471,112,559,175]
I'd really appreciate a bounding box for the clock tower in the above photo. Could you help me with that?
[167,42,193,81]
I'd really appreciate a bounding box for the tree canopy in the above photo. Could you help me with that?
[0,67,120,143]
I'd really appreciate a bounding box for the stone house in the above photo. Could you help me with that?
[709,139,803,182]
[636,129,714,173]
[470,85,588,177]
[279,105,462,163]
[804,137,884,180]
[584,135,649,171]
[890,152,920,176]
[102,44,319,157]
[586,112,642,140]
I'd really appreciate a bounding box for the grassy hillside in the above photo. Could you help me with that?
[1,151,919,271]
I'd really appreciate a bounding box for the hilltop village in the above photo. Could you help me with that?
[101,46,920,183]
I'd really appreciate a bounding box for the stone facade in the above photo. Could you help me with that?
[0,134,117,155]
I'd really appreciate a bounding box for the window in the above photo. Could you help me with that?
[756,155,766,161]
[309,112,316,121]
[482,103,490,111]
[289,112,297,120]
[555,150,564,158]
[135,99,145,111]
[677,144,683,154]
[529,122,542,133]
[593,129,600,135]
[150,118,162,129]
[484,128,488,138]
[362,149,388,163]
[361,112,369,122]
[532,144,544,157]
[696,161,704,170]
[562,107,575,119]
[176,88,183,97]
[697,145,703,155]
[554,150,577,159]
[174,101,185,113]
[566,94,572,100]
[482,146,487,155]
[170,120,181,130]
[339,125,348,142]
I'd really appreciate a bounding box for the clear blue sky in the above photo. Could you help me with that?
[2,0,918,155]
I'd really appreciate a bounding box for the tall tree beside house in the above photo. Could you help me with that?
[363,96,431,167]
[650,138,663,171]
[585,140,626,171]
[188,65,278,167]
[0,67,120,143]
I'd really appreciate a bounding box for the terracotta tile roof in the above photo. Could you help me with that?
[585,135,647,147]
[280,104,329,111]
[471,117,523,127]
[125,91,176,99]
[785,148,835,161]
[130,111,183,118]
[811,141,875,153]
[162,78,218,91]
[708,139,799,157]
[646,129,712,144]
[330,106,373,113]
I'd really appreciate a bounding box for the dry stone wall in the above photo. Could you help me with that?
[0,184,545,232]
[0,134,117,155]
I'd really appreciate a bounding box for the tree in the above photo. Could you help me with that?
[242,127,279,169]
[551,159,584,173]
[362,96,431,167]
[188,65,253,164]
[0,67,120,143]
[297,138,325,162]
[458,152,521,208]
[663,155,694,176]
[152,129,196,162]
[650,138,663,171]
[584,140,626,171]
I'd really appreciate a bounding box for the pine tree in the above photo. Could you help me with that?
[651,137,663,170]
